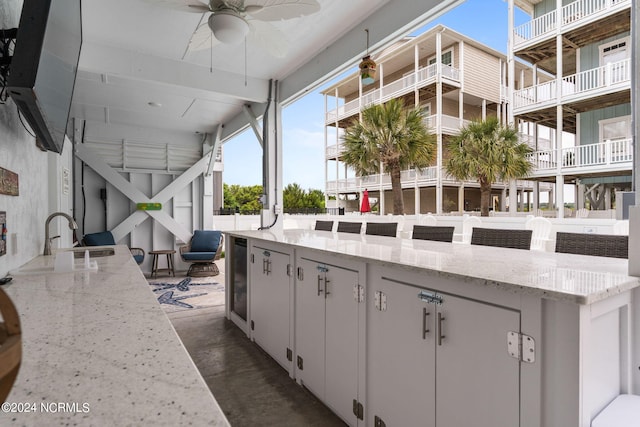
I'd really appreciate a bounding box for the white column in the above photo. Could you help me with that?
[414,44,420,107]
[577,183,585,209]
[501,188,507,211]
[260,81,283,230]
[482,99,487,120]
[556,29,564,219]
[436,29,443,215]
[509,180,517,215]
[379,161,385,215]
[507,0,515,125]
[458,184,465,214]
[415,183,420,215]
[533,182,539,211]
[324,93,329,207]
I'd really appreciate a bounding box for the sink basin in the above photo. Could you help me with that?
[70,248,115,258]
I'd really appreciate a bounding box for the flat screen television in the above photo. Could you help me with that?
[7,0,82,154]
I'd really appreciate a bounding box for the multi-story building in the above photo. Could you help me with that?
[509,0,632,217]
[322,24,547,215]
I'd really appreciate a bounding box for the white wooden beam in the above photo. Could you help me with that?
[206,126,222,176]
[243,105,264,148]
[79,41,269,103]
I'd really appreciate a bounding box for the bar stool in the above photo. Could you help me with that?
[149,249,176,278]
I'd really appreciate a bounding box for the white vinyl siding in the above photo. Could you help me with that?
[461,44,501,103]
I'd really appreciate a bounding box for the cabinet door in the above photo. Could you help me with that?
[250,247,291,370]
[324,264,359,425]
[295,257,327,398]
[435,294,520,427]
[367,278,436,427]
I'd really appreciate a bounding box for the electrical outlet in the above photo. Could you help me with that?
[10,233,17,255]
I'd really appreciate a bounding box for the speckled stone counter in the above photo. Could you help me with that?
[1,246,229,426]
[225,229,640,304]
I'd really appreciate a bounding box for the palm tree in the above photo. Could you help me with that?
[341,99,436,215]
[446,117,532,217]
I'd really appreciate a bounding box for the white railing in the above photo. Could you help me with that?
[513,10,557,46]
[513,59,630,110]
[362,89,380,107]
[562,0,628,25]
[417,63,439,83]
[423,114,469,133]
[326,143,344,157]
[527,138,632,172]
[513,80,557,109]
[514,0,630,48]
[326,64,460,122]
[562,58,631,96]
[381,74,416,101]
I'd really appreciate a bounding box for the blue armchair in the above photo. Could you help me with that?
[180,230,223,277]
[83,231,145,265]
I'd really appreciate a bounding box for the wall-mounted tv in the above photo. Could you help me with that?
[7,0,82,154]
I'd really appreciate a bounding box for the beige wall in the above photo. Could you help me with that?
[462,44,502,103]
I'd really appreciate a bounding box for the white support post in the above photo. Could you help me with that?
[260,80,283,230]
[509,180,517,215]
[458,184,465,214]
[436,29,443,215]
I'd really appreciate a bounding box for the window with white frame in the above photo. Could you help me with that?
[428,49,453,67]
[599,115,631,161]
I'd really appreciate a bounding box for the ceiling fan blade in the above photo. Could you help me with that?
[248,20,289,58]
[141,0,210,13]
[245,0,320,21]
[187,21,221,51]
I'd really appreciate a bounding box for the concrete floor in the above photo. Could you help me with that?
[167,265,346,427]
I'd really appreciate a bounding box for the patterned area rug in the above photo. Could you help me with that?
[148,276,225,313]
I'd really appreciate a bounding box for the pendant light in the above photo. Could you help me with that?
[359,29,376,85]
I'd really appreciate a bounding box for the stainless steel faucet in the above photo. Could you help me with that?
[44,212,78,255]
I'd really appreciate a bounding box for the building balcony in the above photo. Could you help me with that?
[325,63,461,124]
[513,0,630,52]
[326,114,470,159]
[512,58,630,115]
[526,138,632,178]
[326,167,543,194]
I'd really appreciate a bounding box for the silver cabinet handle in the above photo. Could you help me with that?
[317,275,323,296]
[266,259,271,275]
[437,312,445,346]
[422,307,430,339]
[324,278,331,298]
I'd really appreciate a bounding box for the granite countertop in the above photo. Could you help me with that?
[225,229,639,305]
[1,246,229,426]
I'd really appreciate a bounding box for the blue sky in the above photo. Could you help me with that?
[222,0,529,191]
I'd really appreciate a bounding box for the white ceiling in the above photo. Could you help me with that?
[71,0,464,142]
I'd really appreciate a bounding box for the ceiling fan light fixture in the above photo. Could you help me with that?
[208,11,249,45]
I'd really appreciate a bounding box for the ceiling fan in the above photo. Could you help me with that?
[148,0,321,57]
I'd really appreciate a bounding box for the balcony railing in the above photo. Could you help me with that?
[513,10,557,47]
[326,64,460,122]
[513,0,630,49]
[513,58,630,110]
[527,138,632,173]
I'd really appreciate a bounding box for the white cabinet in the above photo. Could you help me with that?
[249,243,293,371]
[295,254,364,425]
[367,274,521,427]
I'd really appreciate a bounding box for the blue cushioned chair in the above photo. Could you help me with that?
[180,230,223,277]
[83,231,145,265]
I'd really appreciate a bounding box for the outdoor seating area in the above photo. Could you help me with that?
[180,230,224,277]
[309,214,627,253]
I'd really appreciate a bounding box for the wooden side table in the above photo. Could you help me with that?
[149,249,176,278]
